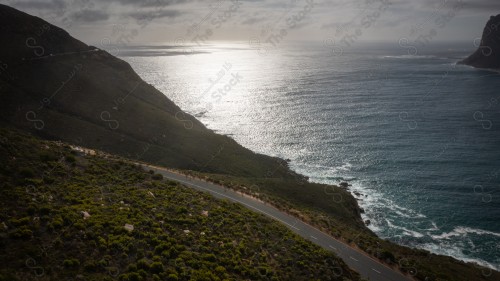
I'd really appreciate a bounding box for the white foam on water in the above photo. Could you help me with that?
[290,161,500,271]
[420,242,500,271]
[330,162,353,173]
[391,207,427,219]
[346,181,427,221]
[363,217,383,233]
[429,221,439,231]
[431,226,500,240]
[291,161,358,183]
[418,221,440,232]
[385,218,425,238]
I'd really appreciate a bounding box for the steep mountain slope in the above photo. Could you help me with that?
[0,4,294,179]
[0,127,360,281]
[460,14,500,69]
[0,1,365,248]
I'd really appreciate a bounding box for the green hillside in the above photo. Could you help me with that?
[0,128,360,281]
[0,3,293,179]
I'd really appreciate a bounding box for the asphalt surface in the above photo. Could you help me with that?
[21,49,101,63]
[147,165,413,281]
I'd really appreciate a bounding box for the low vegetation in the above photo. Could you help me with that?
[183,172,500,281]
[0,128,360,281]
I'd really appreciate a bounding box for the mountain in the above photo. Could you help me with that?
[0,3,294,179]
[2,4,500,281]
[0,2,364,239]
[459,14,500,69]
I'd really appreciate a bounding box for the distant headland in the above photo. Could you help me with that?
[459,14,500,69]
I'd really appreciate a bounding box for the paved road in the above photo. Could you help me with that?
[23,49,100,61]
[147,165,413,281]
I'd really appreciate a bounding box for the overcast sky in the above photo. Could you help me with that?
[5,0,500,47]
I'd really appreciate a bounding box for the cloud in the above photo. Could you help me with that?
[128,9,183,20]
[71,9,109,22]
[421,0,500,11]
[8,0,66,10]
[112,0,194,7]
[241,14,268,25]
[241,17,263,25]
[5,0,500,43]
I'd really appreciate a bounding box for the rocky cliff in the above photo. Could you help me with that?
[460,14,500,69]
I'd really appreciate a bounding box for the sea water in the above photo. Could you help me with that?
[118,42,500,270]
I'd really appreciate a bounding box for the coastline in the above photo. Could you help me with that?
[1,3,499,278]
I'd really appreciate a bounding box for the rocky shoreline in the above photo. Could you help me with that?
[338,181,371,225]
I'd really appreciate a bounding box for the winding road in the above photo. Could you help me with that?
[145,165,413,281]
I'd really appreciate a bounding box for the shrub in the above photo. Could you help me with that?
[19,167,35,178]
[215,265,226,275]
[39,151,57,162]
[150,262,164,274]
[40,206,51,215]
[137,259,150,270]
[161,250,171,258]
[128,272,143,281]
[84,261,97,272]
[63,258,80,267]
[176,207,188,214]
[10,217,30,226]
[154,242,170,254]
[65,155,76,163]
[10,226,33,239]
[202,253,216,262]
[27,205,37,215]
[43,177,55,184]
[127,263,137,272]
[380,250,396,263]
[152,173,163,180]
[166,273,179,281]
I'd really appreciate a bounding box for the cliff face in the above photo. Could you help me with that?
[460,14,500,69]
[0,4,294,178]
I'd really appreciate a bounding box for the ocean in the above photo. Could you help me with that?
[116,42,500,270]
